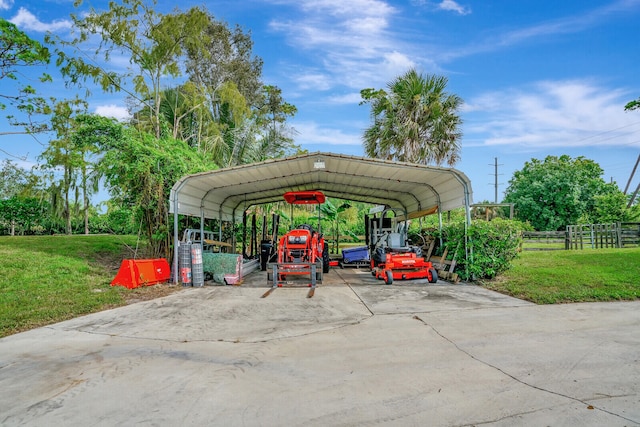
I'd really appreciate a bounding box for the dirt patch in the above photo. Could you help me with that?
[122,283,184,304]
[93,245,156,275]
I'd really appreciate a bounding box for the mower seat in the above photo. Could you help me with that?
[387,233,403,248]
[384,233,423,257]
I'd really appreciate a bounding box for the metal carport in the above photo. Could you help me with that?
[169,151,473,282]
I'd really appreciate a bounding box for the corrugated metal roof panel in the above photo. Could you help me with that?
[170,152,473,221]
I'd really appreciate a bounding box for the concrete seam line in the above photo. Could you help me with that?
[345,283,374,316]
[411,315,640,425]
[333,268,375,316]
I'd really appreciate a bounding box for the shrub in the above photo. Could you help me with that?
[431,218,530,280]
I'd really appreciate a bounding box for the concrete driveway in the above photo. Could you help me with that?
[1,268,639,426]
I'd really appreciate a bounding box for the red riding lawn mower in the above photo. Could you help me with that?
[366,207,438,285]
[263,191,330,298]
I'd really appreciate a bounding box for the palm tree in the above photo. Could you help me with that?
[361,69,463,166]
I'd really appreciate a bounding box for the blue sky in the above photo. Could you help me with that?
[2,0,640,204]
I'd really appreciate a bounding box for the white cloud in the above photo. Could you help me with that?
[443,0,640,61]
[293,121,362,147]
[327,92,364,105]
[382,51,416,72]
[0,0,14,11]
[463,80,640,149]
[268,0,409,91]
[296,0,396,18]
[438,0,471,15]
[10,7,71,32]
[344,16,388,33]
[94,105,131,121]
[293,73,333,91]
[409,0,471,15]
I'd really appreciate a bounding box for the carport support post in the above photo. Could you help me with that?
[464,191,473,280]
[200,208,205,251]
[173,199,179,284]
[450,170,473,280]
[438,211,443,247]
[231,208,237,253]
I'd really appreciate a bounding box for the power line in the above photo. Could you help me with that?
[574,120,640,143]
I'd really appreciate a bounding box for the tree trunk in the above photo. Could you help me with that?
[83,169,89,235]
[64,165,72,235]
[84,195,89,235]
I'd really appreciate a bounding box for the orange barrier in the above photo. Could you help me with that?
[110,258,171,289]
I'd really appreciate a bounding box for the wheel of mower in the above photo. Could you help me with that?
[384,270,393,285]
[428,267,438,283]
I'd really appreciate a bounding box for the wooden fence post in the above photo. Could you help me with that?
[579,224,584,249]
[616,222,622,248]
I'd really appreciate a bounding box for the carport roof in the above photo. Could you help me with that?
[169,152,473,222]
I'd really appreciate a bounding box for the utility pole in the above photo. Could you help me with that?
[491,157,503,203]
[623,154,640,194]
[628,181,640,208]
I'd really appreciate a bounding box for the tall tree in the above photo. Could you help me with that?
[96,128,217,257]
[70,114,123,234]
[0,159,29,197]
[38,98,88,234]
[185,17,263,109]
[254,85,299,161]
[183,14,288,167]
[152,83,207,143]
[146,80,253,167]
[0,196,46,235]
[50,0,211,139]
[593,191,639,223]
[503,155,627,230]
[214,81,252,167]
[360,69,463,166]
[0,18,52,137]
[0,160,46,235]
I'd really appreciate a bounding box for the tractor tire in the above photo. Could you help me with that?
[384,270,393,285]
[322,242,330,273]
[428,268,438,283]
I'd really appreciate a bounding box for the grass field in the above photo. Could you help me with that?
[1,235,639,337]
[0,235,178,338]
[484,247,640,304]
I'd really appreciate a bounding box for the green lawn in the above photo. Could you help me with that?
[0,235,167,337]
[484,247,640,304]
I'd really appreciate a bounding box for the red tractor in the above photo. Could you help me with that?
[367,207,438,285]
[264,191,330,297]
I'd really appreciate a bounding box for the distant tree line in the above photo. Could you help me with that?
[1,2,301,257]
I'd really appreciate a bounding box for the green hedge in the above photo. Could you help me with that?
[432,218,531,281]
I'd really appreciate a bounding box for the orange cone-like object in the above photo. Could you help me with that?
[110,258,171,289]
